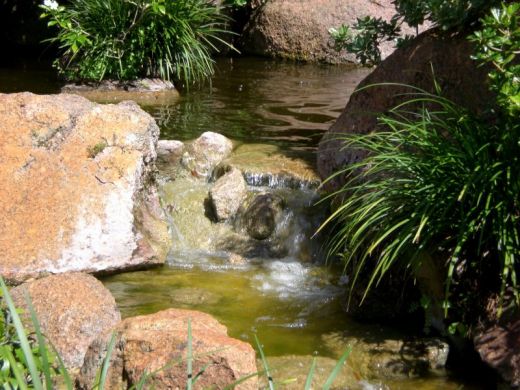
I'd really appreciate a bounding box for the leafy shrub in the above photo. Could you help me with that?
[40,0,234,84]
[320,3,520,327]
[329,0,502,66]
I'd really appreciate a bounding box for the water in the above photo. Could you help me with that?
[0,58,485,388]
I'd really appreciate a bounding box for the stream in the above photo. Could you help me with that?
[0,58,485,389]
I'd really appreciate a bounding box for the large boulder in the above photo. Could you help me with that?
[317,29,494,184]
[78,308,258,389]
[0,93,171,284]
[474,317,520,387]
[10,273,120,370]
[242,0,404,64]
[209,168,247,221]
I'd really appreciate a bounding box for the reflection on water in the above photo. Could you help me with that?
[145,58,370,157]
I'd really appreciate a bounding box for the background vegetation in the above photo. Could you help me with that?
[40,0,234,85]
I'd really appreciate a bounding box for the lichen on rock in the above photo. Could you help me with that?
[0,92,171,283]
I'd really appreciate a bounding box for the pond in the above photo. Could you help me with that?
[0,58,486,389]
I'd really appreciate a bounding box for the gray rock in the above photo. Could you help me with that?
[244,193,285,240]
[157,139,185,163]
[181,131,233,178]
[209,168,247,221]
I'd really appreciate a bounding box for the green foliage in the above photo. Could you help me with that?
[87,141,108,159]
[0,278,58,389]
[469,2,520,114]
[329,17,405,66]
[319,85,520,321]
[40,0,234,84]
[329,0,501,66]
[222,0,248,8]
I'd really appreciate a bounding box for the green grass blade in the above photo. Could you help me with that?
[23,292,53,390]
[304,357,317,390]
[254,334,275,390]
[46,338,73,389]
[2,346,29,390]
[97,332,117,390]
[0,277,44,390]
[322,346,352,390]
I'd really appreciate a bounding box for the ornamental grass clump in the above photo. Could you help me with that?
[319,2,520,326]
[319,86,519,317]
[40,0,234,85]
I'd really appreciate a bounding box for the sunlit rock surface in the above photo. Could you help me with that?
[11,273,120,370]
[79,308,258,390]
[0,93,170,283]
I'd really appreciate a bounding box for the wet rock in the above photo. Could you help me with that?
[318,29,495,187]
[245,193,285,240]
[215,143,320,189]
[209,168,247,221]
[323,331,449,380]
[78,308,257,389]
[161,178,231,252]
[474,317,520,387]
[181,132,233,178]
[0,93,171,283]
[229,253,248,265]
[157,139,185,164]
[10,273,120,370]
[242,0,416,64]
[62,78,180,106]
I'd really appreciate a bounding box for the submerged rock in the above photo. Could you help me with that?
[62,78,180,106]
[181,131,234,178]
[245,193,285,240]
[10,273,120,370]
[257,355,358,389]
[0,93,170,283]
[323,331,449,380]
[78,308,257,389]
[209,168,247,222]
